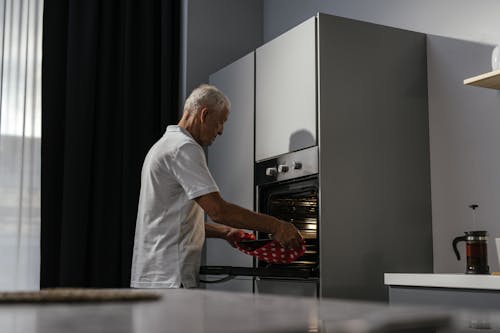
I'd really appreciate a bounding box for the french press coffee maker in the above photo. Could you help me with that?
[452,204,490,274]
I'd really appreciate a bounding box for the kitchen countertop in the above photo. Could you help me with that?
[1,288,500,332]
[385,273,500,290]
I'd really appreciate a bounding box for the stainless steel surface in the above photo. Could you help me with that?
[255,146,318,185]
[467,236,488,241]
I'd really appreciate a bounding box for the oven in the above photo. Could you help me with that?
[200,146,319,297]
[254,146,319,296]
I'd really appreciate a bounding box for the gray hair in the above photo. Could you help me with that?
[184,84,231,115]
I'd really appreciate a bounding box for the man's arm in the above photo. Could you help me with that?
[205,222,231,239]
[205,223,253,247]
[195,192,303,249]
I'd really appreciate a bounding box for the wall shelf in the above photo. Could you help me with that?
[464,69,500,90]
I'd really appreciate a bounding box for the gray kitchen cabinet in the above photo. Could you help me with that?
[255,17,317,162]
[316,14,432,301]
[389,287,500,309]
[204,13,432,301]
[385,274,500,310]
[389,286,500,309]
[203,52,255,293]
[253,13,432,301]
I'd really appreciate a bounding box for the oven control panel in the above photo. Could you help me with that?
[256,146,318,185]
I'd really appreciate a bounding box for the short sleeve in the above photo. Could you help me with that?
[169,142,219,200]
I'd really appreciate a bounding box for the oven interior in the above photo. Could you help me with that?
[257,175,319,277]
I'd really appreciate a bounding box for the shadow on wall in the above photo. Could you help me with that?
[289,129,315,152]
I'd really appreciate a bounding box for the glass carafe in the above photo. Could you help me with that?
[452,231,490,274]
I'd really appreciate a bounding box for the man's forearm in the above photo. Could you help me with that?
[195,192,302,248]
[205,222,229,238]
[214,202,280,235]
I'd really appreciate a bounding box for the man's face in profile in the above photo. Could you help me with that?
[199,107,229,146]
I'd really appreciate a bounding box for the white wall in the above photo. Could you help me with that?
[427,35,500,273]
[181,0,262,109]
[263,0,500,45]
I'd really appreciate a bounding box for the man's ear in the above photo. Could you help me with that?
[200,107,209,123]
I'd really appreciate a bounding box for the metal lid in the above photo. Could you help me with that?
[464,230,488,237]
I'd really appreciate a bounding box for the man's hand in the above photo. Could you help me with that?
[223,227,255,248]
[272,221,303,249]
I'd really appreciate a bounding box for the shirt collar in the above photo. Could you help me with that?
[166,125,195,141]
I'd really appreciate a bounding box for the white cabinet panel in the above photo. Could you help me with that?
[255,17,316,161]
[208,52,254,212]
[206,52,255,293]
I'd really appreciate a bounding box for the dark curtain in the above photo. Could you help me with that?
[41,0,180,287]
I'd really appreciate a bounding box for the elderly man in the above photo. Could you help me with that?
[131,84,303,289]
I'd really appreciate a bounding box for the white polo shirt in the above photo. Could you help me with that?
[130,125,219,288]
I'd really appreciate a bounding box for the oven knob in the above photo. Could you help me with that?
[293,161,302,170]
[277,165,289,173]
[265,167,277,177]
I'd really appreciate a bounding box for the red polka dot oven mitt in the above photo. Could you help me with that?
[236,238,307,264]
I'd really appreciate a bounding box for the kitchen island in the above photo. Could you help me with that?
[1,288,500,332]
